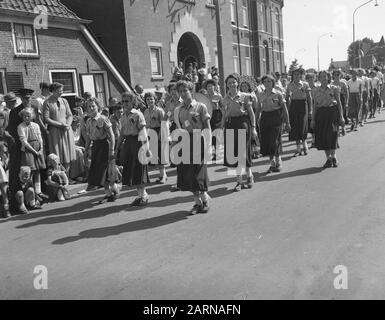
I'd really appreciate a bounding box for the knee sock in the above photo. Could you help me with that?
[35,182,41,194]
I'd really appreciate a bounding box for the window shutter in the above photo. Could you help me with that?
[6,72,24,92]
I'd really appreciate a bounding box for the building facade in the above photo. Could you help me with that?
[0,0,130,107]
[62,0,285,92]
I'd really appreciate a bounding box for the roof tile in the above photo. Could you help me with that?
[0,0,82,20]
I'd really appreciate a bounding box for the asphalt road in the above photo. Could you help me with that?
[1,112,385,300]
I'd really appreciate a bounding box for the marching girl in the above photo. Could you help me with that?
[286,67,313,157]
[311,71,344,168]
[174,80,211,214]
[347,69,363,132]
[331,69,349,135]
[221,74,258,192]
[256,75,290,173]
[204,79,224,161]
[143,92,168,184]
[84,98,118,203]
[17,107,47,208]
[115,92,151,207]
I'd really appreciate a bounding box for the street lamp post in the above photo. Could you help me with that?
[317,33,333,72]
[353,0,379,68]
[214,0,225,95]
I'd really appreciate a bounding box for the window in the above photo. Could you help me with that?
[6,72,24,93]
[0,70,6,94]
[242,0,249,28]
[232,29,238,43]
[273,8,280,38]
[245,47,251,76]
[276,52,281,72]
[230,0,236,23]
[260,3,265,31]
[49,69,78,96]
[150,47,163,78]
[206,0,215,7]
[80,72,109,106]
[233,45,239,73]
[12,23,38,55]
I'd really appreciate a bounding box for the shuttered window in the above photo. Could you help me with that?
[6,72,24,92]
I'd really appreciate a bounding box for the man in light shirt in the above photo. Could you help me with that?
[347,69,363,132]
[358,69,370,125]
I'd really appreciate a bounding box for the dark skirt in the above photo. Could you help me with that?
[148,127,167,165]
[289,99,308,141]
[210,109,223,130]
[177,133,209,192]
[314,106,339,151]
[223,115,252,168]
[260,109,283,157]
[122,135,149,187]
[88,139,109,186]
[348,93,361,119]
[21,140,46,171]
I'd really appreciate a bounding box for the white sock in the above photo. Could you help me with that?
[35,182,41,194]
[200,192,209,203]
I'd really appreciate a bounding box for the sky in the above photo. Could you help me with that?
[283,0,384,70]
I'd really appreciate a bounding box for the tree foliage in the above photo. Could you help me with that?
[348,37,374,67]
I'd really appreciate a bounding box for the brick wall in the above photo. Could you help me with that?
[0,21,124,105]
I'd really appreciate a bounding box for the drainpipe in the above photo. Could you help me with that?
[235,0,242,74]
[79,24,133,93]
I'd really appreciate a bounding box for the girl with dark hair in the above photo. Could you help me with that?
[221,74,258,192]
[115,91,151,207]
[311,71,344,168]
[286,68,313,157]
[143,91,168,184]
[256,75,290,173]
[43,82,76,173]
[174,80,211,214]
[347,69,363,132]
[204,79,224,161]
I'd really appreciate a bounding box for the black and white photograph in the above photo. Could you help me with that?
[1,0,385,306]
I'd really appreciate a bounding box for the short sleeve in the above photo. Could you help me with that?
[136,112,146,130]
[199,103,211,122]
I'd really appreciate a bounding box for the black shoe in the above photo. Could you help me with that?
[190,204,202,215]
[98,196,109,204]
[130,198,142,207]
[323,159,333,168]
[233,183,242,192]
[332,158,339,168]
[271,165,282,173]
[266,166,275,174]
[350,123,355,131]
[137,197,149,207]
[86,185,98,192]
[170,185,180,192]
[199,201,210,214]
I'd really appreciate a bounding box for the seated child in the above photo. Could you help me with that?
[46,154,71,201]
[15,166,41,214]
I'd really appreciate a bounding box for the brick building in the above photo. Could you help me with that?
[62,0,285,92]
[0,0,131,107]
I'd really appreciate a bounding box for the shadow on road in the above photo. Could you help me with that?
[15,187,232,229]
[363,119,385,125]
[52,210,191,245]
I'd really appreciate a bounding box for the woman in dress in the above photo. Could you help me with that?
[256,75,290,173]
[221,74,258,191]
[174,80,211,214]
[311,71,344,168]
[43,82,76,172]
[286,67,313,156]
[115,92,150,207]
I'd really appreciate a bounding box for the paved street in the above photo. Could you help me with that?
[1,113,385,300]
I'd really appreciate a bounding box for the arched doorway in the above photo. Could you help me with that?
[177,32,205,70]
